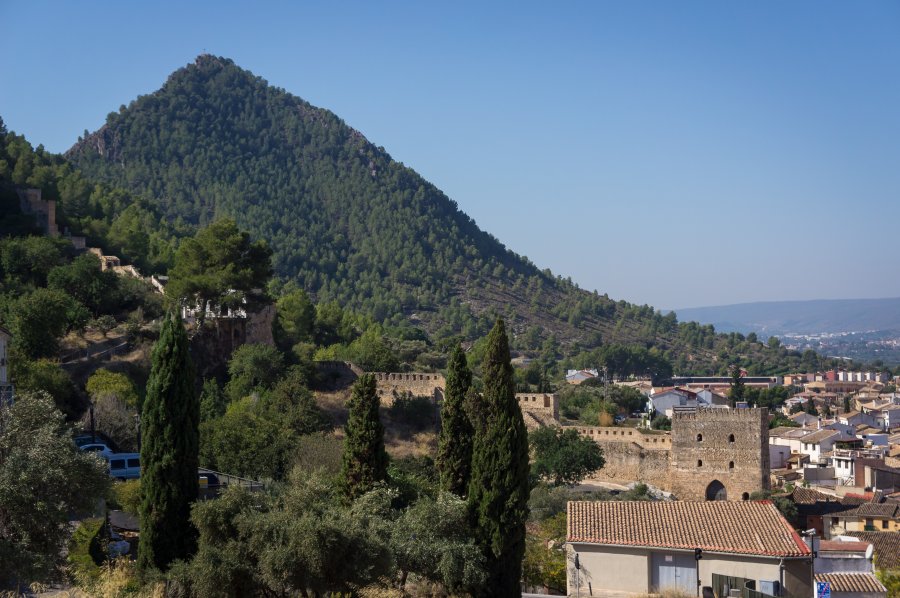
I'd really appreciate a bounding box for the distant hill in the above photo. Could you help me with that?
[673,298,900,336]
[60,55,849,374]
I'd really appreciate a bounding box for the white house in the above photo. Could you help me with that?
[650,388,699,417]
[814,537,875,574]
[696,388,729,407]
[839,412,868,428]
[791,412,820,427]
[874,406,900,431]
[800,429,862,465]
[565,369,598,384]
[769,426,815,469]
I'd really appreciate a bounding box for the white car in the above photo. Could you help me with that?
[79,443,115,459]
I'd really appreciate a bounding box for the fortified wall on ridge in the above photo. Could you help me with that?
[372,372,446,404]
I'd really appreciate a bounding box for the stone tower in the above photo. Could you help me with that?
[669,408,770,501]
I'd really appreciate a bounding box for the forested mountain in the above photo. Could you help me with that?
[64,55,843,375]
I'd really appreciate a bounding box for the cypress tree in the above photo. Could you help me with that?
[729,363,745,407]
[138,312,199,572]
[436,343,474,496]
[342,373,388,499]
[467,319,530,596]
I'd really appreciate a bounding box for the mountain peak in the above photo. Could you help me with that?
[63,57,803,374]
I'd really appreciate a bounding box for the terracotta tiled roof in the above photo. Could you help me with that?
[567,501,810,557]
[791,487,838,505]
[846,532,900,570]
[770,426,808,438]
[835,503,900,519]
[855,503,900,518]
[842,492,877,505]
[814,573,886,594]
[844,492,875,505]
[801,429,840,444]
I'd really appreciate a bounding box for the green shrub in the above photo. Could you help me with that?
[67,517,105,585]
[112,479,141,515]
[387,392,433,429]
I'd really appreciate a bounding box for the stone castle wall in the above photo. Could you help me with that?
[17,188,58,236]
[245,304,276,347]
[574,409,769,500]
[668,407,770,501]
[575,426,672,449]
[589,441,671,485]
[516,393,558,421]
[373,372,446,404]
[316,361,365,378]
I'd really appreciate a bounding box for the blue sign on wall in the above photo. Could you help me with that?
[816,581,831,598]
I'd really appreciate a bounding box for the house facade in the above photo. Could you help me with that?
[567,501,812,597]
[830,503,900,535]
[650,387,699,417]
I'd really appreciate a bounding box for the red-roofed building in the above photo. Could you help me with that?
[566,500,813,597]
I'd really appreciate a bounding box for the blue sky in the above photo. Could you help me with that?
[2,1,899,310]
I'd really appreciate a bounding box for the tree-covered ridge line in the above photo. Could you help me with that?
[63,55,867,375]
[0,117,185,274]
[0,57,862,377]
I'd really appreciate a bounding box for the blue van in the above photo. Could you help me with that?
[108,453,140,480]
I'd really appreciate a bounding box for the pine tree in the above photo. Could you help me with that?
[342,373,388,499]
[467,319,530,596]
[138,312,199,573]
[436,344,474,496]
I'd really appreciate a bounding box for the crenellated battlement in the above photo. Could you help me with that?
[575,426,672,449]
[372,371,445,404]
[515,393,559,421]
[373,372,445,383]
[672,407,769,422]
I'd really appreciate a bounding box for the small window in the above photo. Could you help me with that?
[742,492,750,500]
[729,461,735,469]
[110,459,125,469]
[832,518,839,526]
[883,520,889,530]
[697,434,703,441]
[697,460,703,467]
[127,458,140,468]
[728,434,735,443]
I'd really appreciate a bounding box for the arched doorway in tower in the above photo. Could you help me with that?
[705,480,727,501]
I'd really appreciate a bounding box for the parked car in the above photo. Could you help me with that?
[108,453,141,480]
[74,434,97,447]
[80,443,115,459]
[74,432,119,451]
[614,415,626,424]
